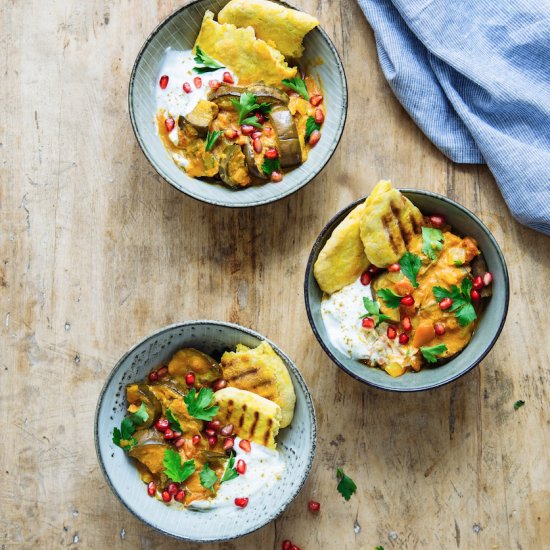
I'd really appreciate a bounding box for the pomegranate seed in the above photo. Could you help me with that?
[174,437,185,449]
[212,379,227,392]
[308,500,321,512]
[162,491,171,502]
[401,316,412,332]
[483,272,493,286]
[368,265,381,275]
[175,490,185,502]
[223,437,235,450]
[239,439,251,453]
[271,171,282,182]
[207,420,221,431]
[148,371,159,382]
[224,128,238,139]
[400,295,414,307]
[429,214,446,228]
[282,542,292,550]
[159,75,169,89]
[183,82,192,93]
[308,129,321,146]
[241,124,254,135]
[387,325,397,339]
[163,428,174,440]
[251,130,263,140]
[220,423,234,436]
[310,94,323,106]
[253,138,263,154]
[222,71,234,84]
[399,333,409,345]
[255,112,266,124]
[470,289,481,301]
[208,435,217,447]
[439,297,453,310]
[205,428,216,437]
[265,147,278,159]
[314,109,324,124]
[472,276,484,290]
[388,263,401,272]
[165,118,175,133]
[172,431,182,438]
[147,481,156,497]
[185,372,195,386]
[434,322,446,336]
[360,271,371,286]
[291,546,301,550]
[236,459,246,474]
[362,317,375,329]
[157,366,168,378]
[192,435,201,446]
[193,76,202,88]
[155,418,169,432]
[234,497,249,508]
[167,482,178,495]
[208,79,221,90]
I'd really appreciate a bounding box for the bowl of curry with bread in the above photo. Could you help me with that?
[304,182,509,391]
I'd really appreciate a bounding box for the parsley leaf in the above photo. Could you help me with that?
[420,343,448,363]
[377,288,403,309]
[199,463,218,491]
[361,297,394,327]
[120,416,136,440]
[514,400,525,410]
[184,387,219,421]
[166,408,183,433]
[261,156,281,176]
[112,427,137,452]
[399,252,422,288]
[375,547,385,550]
[129,403,149,426]
[193,45,224,73]
[230,92,271,127]
[221,451,239,483]
[282,77,309,100]
[421,227,444,260]
[305,116,321,140]
[433,280,477,327]
[163,448,195,482]
[112,405,148,452]
[205,130,221,152]
[336,467,357,501]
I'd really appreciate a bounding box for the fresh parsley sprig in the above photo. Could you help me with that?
[261,157,281,176]
[420,343,448,363]
[112,403,149,452]
[231,92,271,127]
[421,227,444,260]
[336,467,357,501]
[184,387,219,421]
[221,452,240,483]
[282,77,309,100]
[377,288,403,309]
[163,448,195,482]
[399,252,422,288]
[199,463,218,491]
[305,116,321,140]
[205,130,221,152]
[360,297,393,327]
[166,408,183,433]
[514,400,525,410]
[193,45,225,73]
[433,278,477,326]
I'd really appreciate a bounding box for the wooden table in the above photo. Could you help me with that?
[2,0,549,548]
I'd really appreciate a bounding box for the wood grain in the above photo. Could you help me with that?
[1,0,549,548]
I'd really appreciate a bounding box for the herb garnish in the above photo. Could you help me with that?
[166,408,183,433]
[112,403,149,452]
[421,227,444,260]
[282,77,309,100]
[231,92,271,127]
[199,463,218,490]
[261,156,281,176]
[360,297,393,327]
[399,252,422,288]
[377,288,403,309]
[336,467,357,501]
[163,449,195,482]
[184,387,220,421]
[420,343,448,363]
[305,116,321,140]
[514,400,525,410]
[205,130,221,152]
[221,451,240,483]
[433,278,477,326]
[193,45,225,73]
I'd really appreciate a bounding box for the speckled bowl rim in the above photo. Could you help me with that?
[128,0,348,208]
[304,189,510,392]
[94,320,317,542]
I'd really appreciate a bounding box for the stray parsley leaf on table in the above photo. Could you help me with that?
[433,278,477,326]
[375,547,385,550]
[420,343,448,363]
[230,92,271,127]
[336,467,357,501]
[421,227,444,260]
[261,156,281,176]
[361,297,394,327]
[281,77,309,100]
[399,252,422,287]
[221,452,239,483]
[514,400,525,410]
[205,130,221,152]
[184,387,219,421]
[193,45,224,73]
[305,116,321,140]
[377,288,403,309]
[166,408,183,432]
[199,463,218,490]
[163,449,195,483]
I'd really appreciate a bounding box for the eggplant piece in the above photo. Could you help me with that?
[167,348,222,387]
[243,140,268,180]
[219,144,252,187]
[128,443,170,475]
[133,428,165,446]
[183,100,219,137]
[125,384,162,428]
[208,83,289,109]
[269,105,302,168]
[471,254,492,298]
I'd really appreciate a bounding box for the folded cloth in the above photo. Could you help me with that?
[357,0,550,235]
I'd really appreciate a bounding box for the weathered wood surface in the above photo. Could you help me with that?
[1,0,549,548]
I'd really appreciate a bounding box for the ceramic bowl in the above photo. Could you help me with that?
[95,321,316,541]
[128,0,347,207]
[304,189,509,392]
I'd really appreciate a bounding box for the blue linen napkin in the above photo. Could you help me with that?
[356,0,550,235]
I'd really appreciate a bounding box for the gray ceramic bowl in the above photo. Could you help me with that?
[95,321,316,542]
[128,0,347,207]
[304,189,509,392]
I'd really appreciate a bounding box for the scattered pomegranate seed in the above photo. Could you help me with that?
[362,317,375,329]
[308,129,321,146]
[472,276,484,290]
[234,497,249,508]
[155,418,169,432]
[439,297,453,310]
[212,379,228,392]
[291,545,301,550]
[483,272,493,286]
[241,124,254,135]
[220,423,234,436]
[223,437,235,450]
[368,265,381,275]
[310,94,323,106]
[222,71,234,84]
[174,437,185,449]
[162,491,171,502]
[157,366,168,378]
[159,75,169,89]
[193,76,202,88]
[148,371,159,382]
[470,289,481,301]
[205,428,216,437]
[271,171,283,182]
[208,435,217,447]
[208,79,221,90]
[207,420,221,431]
[255,112,266,124]
[282,541,292,550]
[185,372,195,386]
[239,439,251,453]
[253,138,263,154]
[224,128,238,139]
[308,500,321,512]
[265,147,278,159]
[360,271,371,286]
[399,333,409,345]
[236,459,247,474]
[400,295,414,307]
[165,118,175,133]
[388,263,401,272]
[183,82,192,93]
[314,109,324,124]
[167,482,178,496]
[163,428,174,440]
[175,490,186,502]
[192,435,201,446]
[173,431,182,438]
[401,316,412,332]
[251,130,263,140]
[434,322,446,336]
[429,214,446,228]
[387,325,397,339]
[147,481,156,497]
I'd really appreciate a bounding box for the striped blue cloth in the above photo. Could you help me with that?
[357,0,550,235]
